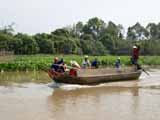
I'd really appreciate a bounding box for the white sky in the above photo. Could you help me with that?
[0,0,160,34]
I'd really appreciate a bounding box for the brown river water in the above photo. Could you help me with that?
[0,69,160,120]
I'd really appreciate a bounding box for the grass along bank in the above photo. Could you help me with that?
[0,55,160,71]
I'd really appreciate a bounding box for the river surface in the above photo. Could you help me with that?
[0,69,160,120]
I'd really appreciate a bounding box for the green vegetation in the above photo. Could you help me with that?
[0,55,160,71]
[1,17,160,71]
[1,17,160,55]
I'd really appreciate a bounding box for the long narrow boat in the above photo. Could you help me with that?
[48,67,142,85]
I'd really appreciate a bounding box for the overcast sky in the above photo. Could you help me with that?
[0,0,160,34]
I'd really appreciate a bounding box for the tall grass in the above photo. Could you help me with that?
[0,54,160,71]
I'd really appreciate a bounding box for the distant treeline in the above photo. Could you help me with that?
[1,17,160,55]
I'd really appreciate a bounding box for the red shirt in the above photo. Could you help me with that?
[133,48,140,60]
[69,69,77,76]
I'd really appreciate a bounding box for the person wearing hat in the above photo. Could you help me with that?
[69,60,81,76]
[51,57,66,73]
[51,57,59,71]
[115,57,121,71]
[57,58,67,73]
[57,58,64,65]
[131,44,140,65]
[70,60,81,69]
[82,55,91,68]
[91,58,99,68]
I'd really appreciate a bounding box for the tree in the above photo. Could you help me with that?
[2,17,160,56]
[80,39,107,55]
[51,28,70,38]
[127,22,149,40]
[36,39,54,53]
[71,22,84,37]
[99,33,117,54]
[34,33,54,53]
[0,22,15,35]
[117,24,125,39]
[81,34,94,41]
[83,17,106,40]
[105,21,119,38]
[15,33,39,54]
[51,33,79,54]
[146,23,157,39]
[0,33,14,51]
[94,41,108,55]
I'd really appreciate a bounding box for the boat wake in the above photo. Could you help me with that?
[48,82,93,90]
[137,69,160,89]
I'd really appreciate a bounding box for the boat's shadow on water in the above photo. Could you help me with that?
[48,82,95,91]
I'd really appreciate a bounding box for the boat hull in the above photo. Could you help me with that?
[49,68,142,85]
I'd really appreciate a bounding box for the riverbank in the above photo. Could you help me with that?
[0,54,160,71]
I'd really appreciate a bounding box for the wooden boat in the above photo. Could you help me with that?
[48,67,142,85]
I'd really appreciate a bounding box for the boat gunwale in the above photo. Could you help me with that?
[77,70,141,78]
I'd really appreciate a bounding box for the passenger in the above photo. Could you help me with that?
[70,60,81,69]
[91,58,99,68]
[57,58,64,65]
[54,57,59,63]
[69,68,77,76]
[131,44,140,64]
[115,57,121,71]
[57,58,66,73]
[69,60,80,76]
[82,55,91,68]
[131,44,141,70]
[51,57,59,71]
[51,58,66,73]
